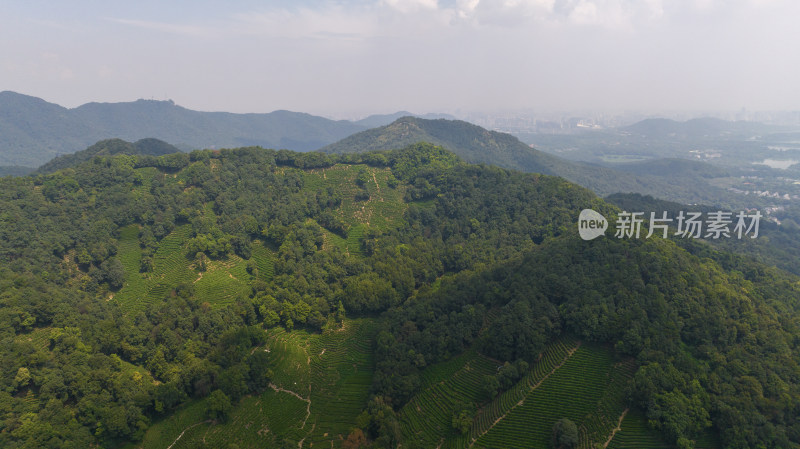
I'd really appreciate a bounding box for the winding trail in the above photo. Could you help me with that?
[603,408,629,448]
[166,420,212,449]
[372,171,383,200]
[268,382,314,447]
[469,342,582,448]
[269,382,312,428]
[298,423,316,449]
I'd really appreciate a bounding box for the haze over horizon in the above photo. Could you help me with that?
[3,0,799,117]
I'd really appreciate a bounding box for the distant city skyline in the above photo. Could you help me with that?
[3,0,800,117]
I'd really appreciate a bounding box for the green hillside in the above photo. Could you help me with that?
[320,116,753,207]
[320,116,604,178]
[35,138,182,174]
[1,144,799,449]
[131,318,376,449]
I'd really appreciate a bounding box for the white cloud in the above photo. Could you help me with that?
[110,0,667,47]
[382,0,439,13]
[6,0,800,113]
[569,0,599,24]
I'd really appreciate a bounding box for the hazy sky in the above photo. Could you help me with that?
[2,0,799,117]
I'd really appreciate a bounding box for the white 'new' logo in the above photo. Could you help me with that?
[578,209,607,240]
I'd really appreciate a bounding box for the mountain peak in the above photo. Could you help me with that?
[0,92,365,167]
[0,90,67,110]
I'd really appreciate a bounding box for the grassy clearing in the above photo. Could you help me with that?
[13,327,53,351]
[304,319,376,445]
[346,223,365,256]
[395,337,643,449]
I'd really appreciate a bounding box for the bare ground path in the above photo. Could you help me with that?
[469,342,582,448]
[602,408,629,448]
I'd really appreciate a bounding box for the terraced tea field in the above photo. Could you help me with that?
[302,164,407,232]
[192,256,252,309]
[128,388,308,449]
[393,337,653,449]
[464,337,580,448]
[471,342,634,449]
[250,242,274,280]
[114,224,254,312]
[606,409,720,449]
[399,350,497,448]
[132,319,376,449]
[346,223,366,256]
[605,410,671,449]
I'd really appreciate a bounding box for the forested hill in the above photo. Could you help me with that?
[1,144,798,448]
[320,116,575,172]
[319,116,739,204]
[35,138,181,174]
[0,91,365,167]
[605,192,800,276]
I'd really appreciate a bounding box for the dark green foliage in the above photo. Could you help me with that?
[1,142,799,449]
[355,167,370,186]
[373,233,800,448]
[206,390,232,421]
[451,400,476,434]
[100,257,126,290]
[552,418,579,448]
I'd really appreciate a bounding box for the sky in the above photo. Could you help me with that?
[2,0,799,117]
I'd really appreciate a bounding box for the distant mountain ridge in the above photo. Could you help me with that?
[0,92,466,168]
[0,91,366,167]
[0,166,34,177]
[622,117,779,139]
[354,111,457,128]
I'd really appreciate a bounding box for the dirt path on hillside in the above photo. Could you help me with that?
[371,171,383,201]
[468,342,582,448]
[603,408,629,448]
[166,420,212,449]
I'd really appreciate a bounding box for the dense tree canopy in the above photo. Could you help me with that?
[0,143,798,448]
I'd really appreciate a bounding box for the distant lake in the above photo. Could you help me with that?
[755,159,800,169]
